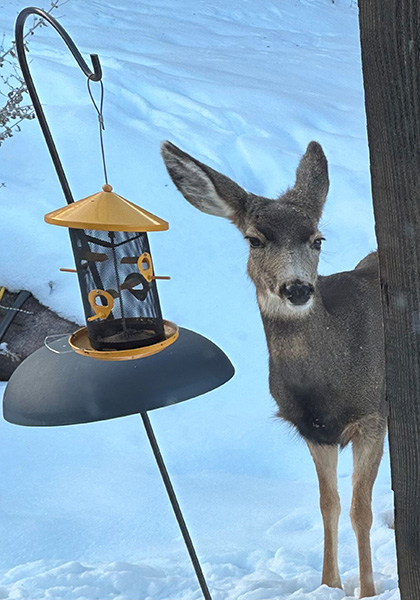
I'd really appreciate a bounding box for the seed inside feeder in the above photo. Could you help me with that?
[90,317,164,351]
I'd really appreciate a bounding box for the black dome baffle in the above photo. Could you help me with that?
[3,328,235,427]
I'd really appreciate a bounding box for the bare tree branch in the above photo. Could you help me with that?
[0,1,66,148]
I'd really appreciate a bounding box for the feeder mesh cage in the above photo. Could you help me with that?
[70,228,165,351]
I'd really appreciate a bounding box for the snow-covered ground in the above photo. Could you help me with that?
[0,0,398,598]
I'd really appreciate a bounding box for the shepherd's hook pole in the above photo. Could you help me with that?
[15,13,212,597]
[15,7,102,205]
[141,412,213,600]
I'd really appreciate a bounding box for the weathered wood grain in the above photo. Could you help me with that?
[359,1,420,597]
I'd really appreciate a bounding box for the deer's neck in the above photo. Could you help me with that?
[259,286,329,361]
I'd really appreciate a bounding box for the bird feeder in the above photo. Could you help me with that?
[45,184,178,359]
[4,9,235,600]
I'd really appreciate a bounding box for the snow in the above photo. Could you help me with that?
[0,0,397,599]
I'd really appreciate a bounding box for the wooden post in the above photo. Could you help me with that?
[358,2,420,597]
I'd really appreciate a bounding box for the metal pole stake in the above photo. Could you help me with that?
[140,412,212,600]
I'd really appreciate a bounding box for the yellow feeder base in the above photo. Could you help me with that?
[69,320,179,361]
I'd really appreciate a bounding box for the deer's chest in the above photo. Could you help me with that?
[267,331,359,446]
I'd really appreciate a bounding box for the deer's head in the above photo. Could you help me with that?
[161,141,329,319]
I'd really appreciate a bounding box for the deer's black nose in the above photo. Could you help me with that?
[286,283,314,305]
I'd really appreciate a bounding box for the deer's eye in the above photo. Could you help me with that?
[311,237,325,251]
[246,236,264,248]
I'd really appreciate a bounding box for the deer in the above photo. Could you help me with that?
[160,140,387,598]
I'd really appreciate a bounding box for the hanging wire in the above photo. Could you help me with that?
[44,334,74,354]
[0,305,33,315]
[87,76,109,185]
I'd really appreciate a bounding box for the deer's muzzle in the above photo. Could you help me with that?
[283,282,315,306]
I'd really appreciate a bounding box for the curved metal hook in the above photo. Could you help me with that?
[15,7,103,204]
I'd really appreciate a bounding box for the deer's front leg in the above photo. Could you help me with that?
[351,433,384,598]
[307,441,342,590]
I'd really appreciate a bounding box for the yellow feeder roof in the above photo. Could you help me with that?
[44,185,169,232]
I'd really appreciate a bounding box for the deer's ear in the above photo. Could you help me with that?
[161,141,248,223]
[293,141,329,219]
